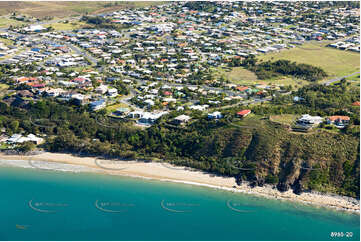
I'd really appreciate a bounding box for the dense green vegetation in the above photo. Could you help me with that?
[0,80,359,198]
[81,15,129,31]
[240,56,328,81]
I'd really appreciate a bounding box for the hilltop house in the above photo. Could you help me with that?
[173,114,191,125]
[296,114,323,127]
[90,99,106,111]
[326,116,350,128]
[113,107,130,116]
[138,111,168,125]
[7,133,43,145]
[208,111,223,119]
[237,109,251,118]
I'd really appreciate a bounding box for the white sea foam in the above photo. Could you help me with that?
[0,159,97,173]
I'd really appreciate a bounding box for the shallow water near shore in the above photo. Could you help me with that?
[0,166,359,241]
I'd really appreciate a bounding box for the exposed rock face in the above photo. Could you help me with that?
[277,182,290,192]
[291,181,303,195]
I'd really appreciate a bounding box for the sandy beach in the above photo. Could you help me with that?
[0,152,359,213]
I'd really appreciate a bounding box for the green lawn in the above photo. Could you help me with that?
[44,21,85,31]
[270,114,298,125]
[0,37,14,46]
[0,83,9,97]
[0,17,25,28]
[214,66,308,88]
[215,66,258,83]
[106,102,130,113]
[258,42,360,79]
[345,73,360,82]
[0,143,11,150]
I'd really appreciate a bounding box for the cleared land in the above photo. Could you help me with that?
[0,37,14,46]
[270,114,298,125]
[0,1,161,18]
[216,66,258,83]
[215,66,308,88]
[0,17,25,28]
[345,73,360,81]
[106,102,130,113]
[44,21,85,31]
[0,83,9,98]
[258,41,360,79]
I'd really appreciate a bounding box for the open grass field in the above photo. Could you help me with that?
[270,114,298,125]
[216,66,258,83]
[0,83,9,97]
[345,73,360,82]
[106,102,130,113]
[214,66,308,88]
[0,37,14,46]
[258,41,360,79]
[0,1,162,18]
[0,16,25,28]
[44,21,85,31]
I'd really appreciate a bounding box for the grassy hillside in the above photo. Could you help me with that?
[215,66,259,82]
[163,116,360,198]
[213,66,309,88]
[0,1,161,18]
[258,41,360,79]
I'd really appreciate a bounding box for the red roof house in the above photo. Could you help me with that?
[237,109,251,118]
[327,116,350,127]
[164,91,172,96]
[236,86,249,92]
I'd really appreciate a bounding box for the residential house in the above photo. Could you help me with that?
[90,99,106,111]
[208,111,223,119]
[173,114,191,125]
[326,116,350,128]
[95,85,108,94]
[237,109,251,118]
[296,114,323,127]
[7,133,43,145]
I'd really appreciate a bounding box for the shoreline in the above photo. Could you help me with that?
[0,152,359,214]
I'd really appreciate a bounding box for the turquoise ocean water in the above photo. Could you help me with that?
[0,166,359,241]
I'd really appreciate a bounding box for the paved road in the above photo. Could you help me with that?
[324,71,360,86]
[60,40,98,65]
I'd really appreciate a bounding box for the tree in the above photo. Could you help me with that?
[18,142,36,153]
[9,120,19,133]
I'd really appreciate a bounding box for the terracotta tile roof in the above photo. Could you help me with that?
[237,109,251,116]
[328,116,350,121]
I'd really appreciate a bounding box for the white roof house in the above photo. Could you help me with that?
[95,85,108,94]
[208,111,223,119]
[296,114,323,126]
[7,134,43,144]
[24,25,46,32]
[107,88,118,97]
[173,114,191,125]
[189,104,209,111]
